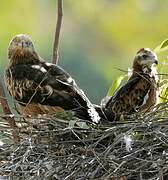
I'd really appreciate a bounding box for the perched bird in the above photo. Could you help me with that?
[104,48,159,116]
[5,34,100,123]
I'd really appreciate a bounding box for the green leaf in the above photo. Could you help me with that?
[159,79,168,103]
[68,120,77,129]
[154,39,168,53]
[160,39,168,49]
[76,122,89,129]
[107,75,124,96]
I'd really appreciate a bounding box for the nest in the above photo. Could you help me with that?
[0,103,168,180]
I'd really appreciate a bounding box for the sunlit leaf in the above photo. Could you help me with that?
[107,75,124,96]
[158,79,168,103]
[160,39,168,49]
[154,39,168,53]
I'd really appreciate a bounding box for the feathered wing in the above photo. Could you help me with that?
[5,61,100,123]
[105,74,151,114]
[109,76,140,102]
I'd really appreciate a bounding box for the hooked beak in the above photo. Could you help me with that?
[153,59,158,65]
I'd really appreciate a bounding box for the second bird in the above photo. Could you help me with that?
[104,48,159,116]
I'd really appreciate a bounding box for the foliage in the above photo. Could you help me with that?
[107,75,125,96]
[159,79,168,103]
[154,39,168,53]
[153,39,168,103]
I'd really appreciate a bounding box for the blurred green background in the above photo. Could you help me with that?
[0,0,168,104]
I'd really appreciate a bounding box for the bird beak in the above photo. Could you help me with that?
[153,59,158,65]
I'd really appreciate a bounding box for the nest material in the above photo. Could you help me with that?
[0,103,168,180]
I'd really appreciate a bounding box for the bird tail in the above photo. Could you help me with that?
[74,89,100,123]
[94,105,115,121]
[74,105,115,122]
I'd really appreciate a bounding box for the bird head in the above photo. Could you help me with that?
[8,34,36,60]
[133,48,158,72]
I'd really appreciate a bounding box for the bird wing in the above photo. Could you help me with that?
[105,74,151,113]
[5,61,100,122]
[111,76,141,101]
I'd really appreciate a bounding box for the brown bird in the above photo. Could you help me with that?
[104,48,159,116]
[5,34,100,123]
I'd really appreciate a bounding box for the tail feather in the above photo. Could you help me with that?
[74,89,100,123]
[74,105,115,122]
[94,105,115,121]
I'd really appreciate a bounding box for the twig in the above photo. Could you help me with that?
[52,0,63,64]
[115,67,129,73]
[115,67,168,77]
[0,78,20,142]
[0,109,168,179]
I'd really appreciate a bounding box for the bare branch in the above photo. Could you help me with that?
[0,78,20,142]
[52,0,63,64]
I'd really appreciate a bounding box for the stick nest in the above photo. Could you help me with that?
[0,103,168,180]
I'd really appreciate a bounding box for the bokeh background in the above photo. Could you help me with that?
[0,0,168,104]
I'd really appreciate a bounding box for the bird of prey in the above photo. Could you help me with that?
[104,48,159,116]
[5,34,100,123]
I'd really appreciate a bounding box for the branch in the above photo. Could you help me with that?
[52,0,63,64]
[0,78,20,143]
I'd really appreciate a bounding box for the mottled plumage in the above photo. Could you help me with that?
[5,34,100,123]
[105,48,159,115]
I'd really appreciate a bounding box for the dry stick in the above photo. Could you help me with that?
[52,0,63,64]
[0,78,20,142]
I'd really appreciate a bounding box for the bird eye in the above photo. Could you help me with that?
[142,55,148,59]
[25,41,32,47]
